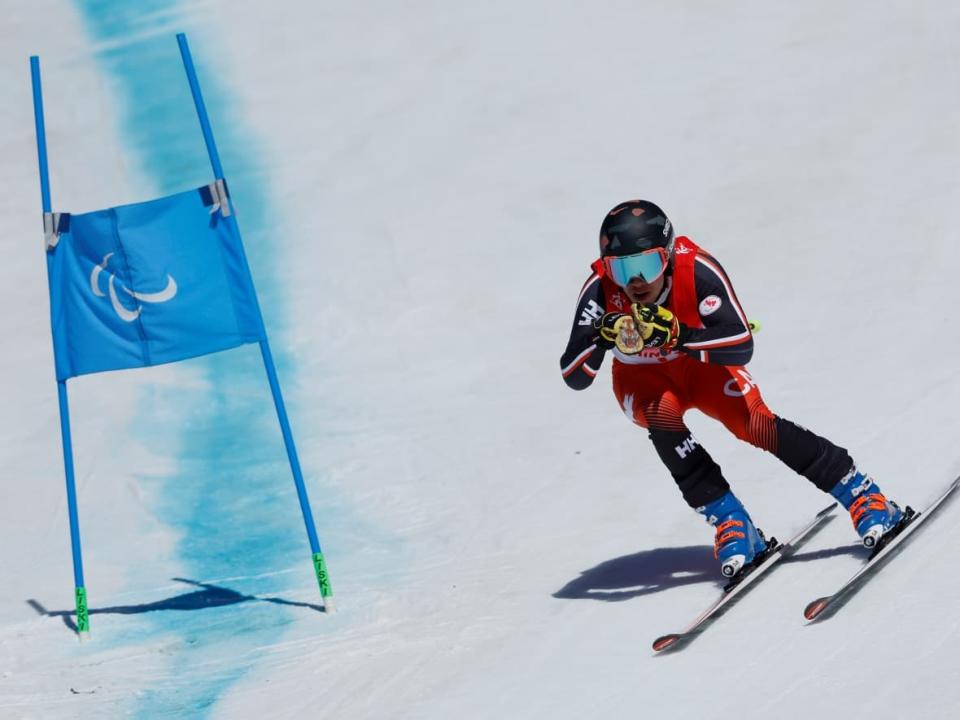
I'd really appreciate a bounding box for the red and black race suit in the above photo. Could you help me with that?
[560,238,754,390]
[559,236,853,509]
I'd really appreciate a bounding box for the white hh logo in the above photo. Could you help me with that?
[610,293,625,310]
[578,299,604,326]
[723,369,756,397]
[675,245,693,255]
[89,253,178,322]
[676,434,699,459]
[699,294,722,316]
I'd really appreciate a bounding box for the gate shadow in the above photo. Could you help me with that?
[27,577,325,633]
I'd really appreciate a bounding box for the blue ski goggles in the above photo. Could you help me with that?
[602,247,669,287]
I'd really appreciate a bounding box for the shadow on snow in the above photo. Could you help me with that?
[554,543,862,601]
[27,577,325,633]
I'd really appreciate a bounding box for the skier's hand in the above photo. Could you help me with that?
[594,312,643,354]
[632,303,682,350]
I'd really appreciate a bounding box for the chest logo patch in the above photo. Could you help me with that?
[699,294,722,316]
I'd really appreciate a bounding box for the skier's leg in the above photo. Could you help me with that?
[687,363,853,490]
[642,421,768,577]
[690,363,902,547]
[612,363,728,508]
[612,362,765,576]
[646,425,727,508]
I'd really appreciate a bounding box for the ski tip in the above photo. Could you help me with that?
[804,597,830,621]
[652,634,682,652]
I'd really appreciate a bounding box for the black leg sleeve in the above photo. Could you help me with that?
[648,428,730,509]
[773,417,854,493]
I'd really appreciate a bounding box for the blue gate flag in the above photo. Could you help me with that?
[47,185,264,380]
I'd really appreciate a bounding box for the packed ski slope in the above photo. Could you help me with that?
[1,1,959,718]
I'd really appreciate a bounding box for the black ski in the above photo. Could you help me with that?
[652,503,837,653]
[803,475,960,622]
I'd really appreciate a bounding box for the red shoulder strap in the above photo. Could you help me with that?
[669,236,704,329]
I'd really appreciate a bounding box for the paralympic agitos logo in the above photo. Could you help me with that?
[89,253,178,322]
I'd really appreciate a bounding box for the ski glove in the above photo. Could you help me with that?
[632,303,683,350]
[594,312,644,354]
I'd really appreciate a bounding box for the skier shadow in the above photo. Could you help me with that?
[27,577,326,633]
[554,543,864,603]
[782,544,864,564]
[554,545,724,601]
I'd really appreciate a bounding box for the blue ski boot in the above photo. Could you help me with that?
[830,466,903,549]
[697,491,768,578]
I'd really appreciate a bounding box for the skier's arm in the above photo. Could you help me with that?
[678,255,754,366]
[560,272,608,390]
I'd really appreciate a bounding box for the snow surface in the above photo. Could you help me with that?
[2,1,960,718]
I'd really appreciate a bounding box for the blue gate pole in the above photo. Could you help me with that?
[30,56,90,636]
[176,33,334,611]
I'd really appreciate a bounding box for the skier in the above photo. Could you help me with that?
[560,199,903,578]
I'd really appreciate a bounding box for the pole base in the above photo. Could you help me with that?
[75,586,90,635]
[312,552,333,602]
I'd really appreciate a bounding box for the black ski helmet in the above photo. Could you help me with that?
[598,200,675,257]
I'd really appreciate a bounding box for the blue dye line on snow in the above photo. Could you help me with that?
[71,3,318,717]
